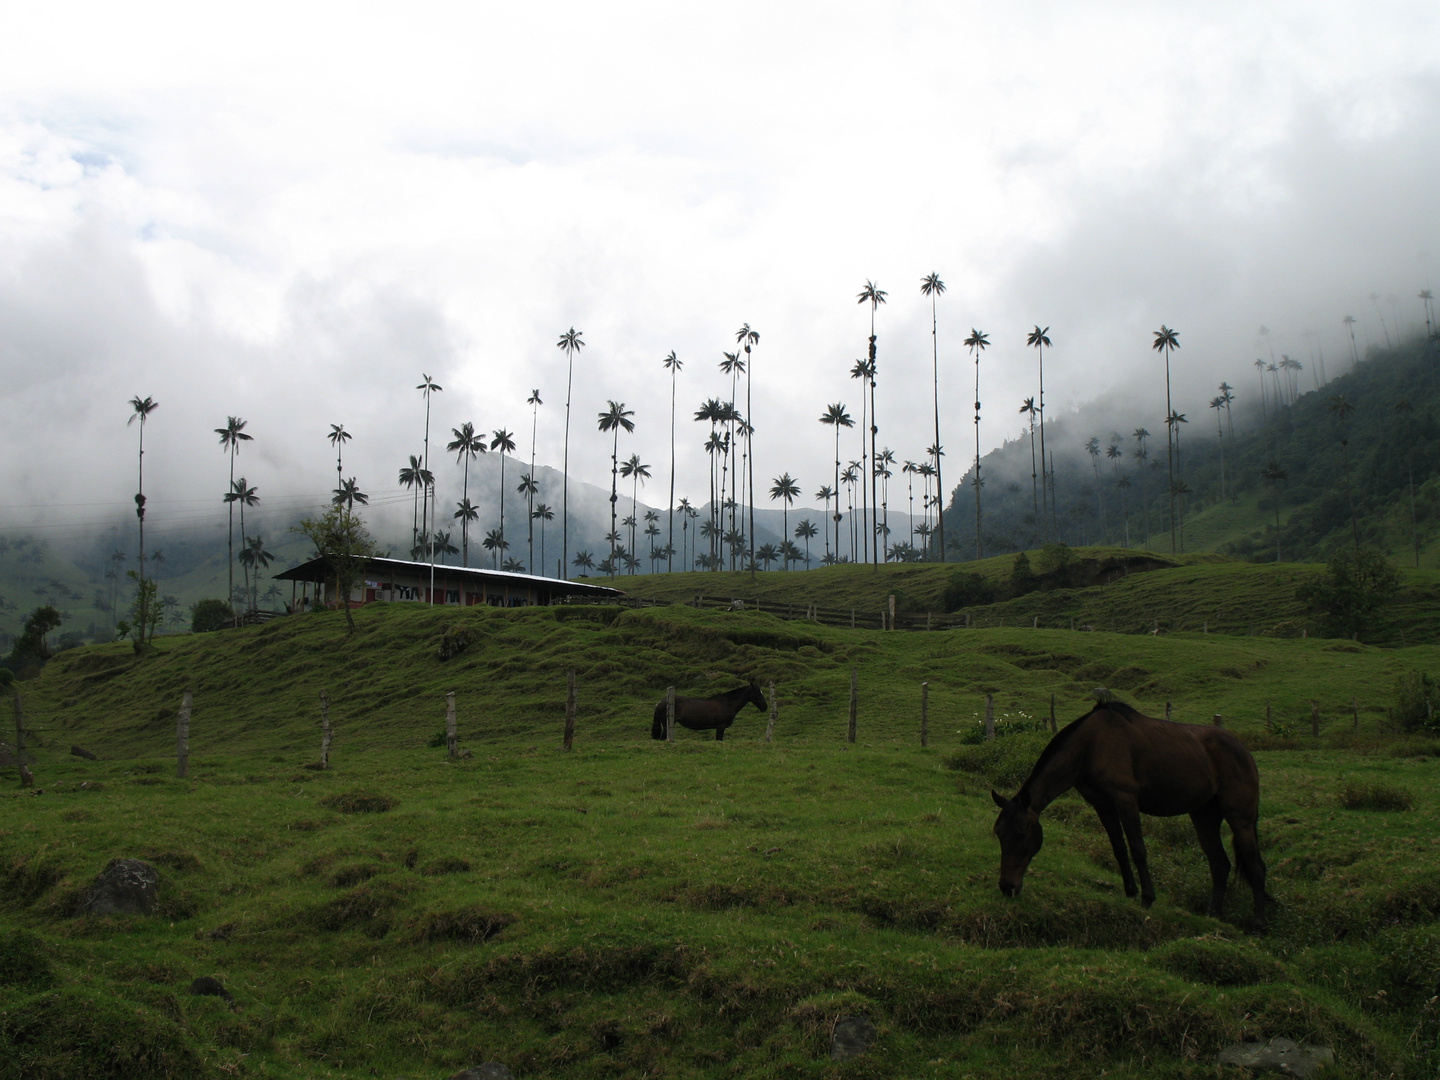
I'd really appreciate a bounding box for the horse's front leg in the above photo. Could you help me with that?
[714,726,725,741]
[1114,797,1155,907]
[1088,796,1139,900]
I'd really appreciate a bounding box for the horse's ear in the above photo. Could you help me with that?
[990,789,1009,809]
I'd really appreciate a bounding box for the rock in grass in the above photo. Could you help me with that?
[72,858,159,917]
[190,975,238,1008]
[1216,1037,1334,1078]
[70,745,98,760]
[450,1065,514,1080]
[830,1015,875,1061]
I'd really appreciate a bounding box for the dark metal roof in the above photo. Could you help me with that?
[274,556,623,598]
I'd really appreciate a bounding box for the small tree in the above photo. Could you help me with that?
[1295,547,1402,642]
[1394,671,1436,732]
[191,599,234,633]
[1009,551,1037,596]
[5,606,62,676]
[122,570,162,650]
[295,506,377,635]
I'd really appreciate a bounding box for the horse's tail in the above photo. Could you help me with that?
[650,701,667,740]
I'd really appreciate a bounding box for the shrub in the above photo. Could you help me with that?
[1009,551,1037,596]
[1339,782,1413,812]
[190,599,234,633]
[1295,546,1402,641]
[942,572,995,612]
[1395,671,1437,733]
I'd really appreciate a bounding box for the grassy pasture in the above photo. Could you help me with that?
[4,602,1440,1078]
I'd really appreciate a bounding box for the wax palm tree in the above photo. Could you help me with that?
[841,463,860,560]
[424,530,455,566]
[919,273,948,558]
[1132,428,1151,548]
[572,549,594,574]
[662,350,682,570]
[1327,394,1361,551]
[499,557,523,573]
[522,389,542,567]
[1026,326,1053,539]
[225,478,259,606]
[1253,358,1269,422]
[875,448,896,558]
[1218,381,1236,439]
[755,543,780,571]
[902,460,917,543]
[415,374,443,560]
[736,324,759,571]
[517,473,540,569]
[327,424,352,492]
[1085,437,1105,539]
[597,401,635,569]
[769,472,800,565]
[702,431,725,565]
[964,328,990,560]
[240,535,274,612]
[1209,396,1227,502]
[447,422,485,565]
[128,395,158,591]
[814,485,836,561]
[1342,315,1360,370]
[454,496,479,559]
[215,416,252,623]
[856,280,886,566]
[1261,461,1287,561]
[819,403,853,562]
[491,427,517,559]
[1020,398,1040,543]
[848,359,873,560]
[1166,410,1188,550]
[482,528,508,569]
[398,455,431,553]
[718,351,744,552]
[1394,400,1421,568]
[794,519,817,568]
[1151,325,1180,552]
[619,454,651,562]
[556,328,585,570]
[530,503,554,576]
[1115,474,1132,547]
[1369,292,1392,348]
[332,477,368,513]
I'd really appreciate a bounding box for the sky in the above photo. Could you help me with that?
[2,1,1438,555]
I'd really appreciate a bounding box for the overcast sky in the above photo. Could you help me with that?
[2,1,1438,551]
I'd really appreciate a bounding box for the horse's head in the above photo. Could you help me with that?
[746,682,768,712]
[991,788,1043,898]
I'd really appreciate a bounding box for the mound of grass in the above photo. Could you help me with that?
[320,789,398,814]
[1151,936,1287,986]
[1340,782,1415,811]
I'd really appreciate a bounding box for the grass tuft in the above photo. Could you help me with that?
[1340,782,1415,811]
[320,789,398,814]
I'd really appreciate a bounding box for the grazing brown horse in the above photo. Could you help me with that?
[990,700,1268,929]
[650,683,767,741]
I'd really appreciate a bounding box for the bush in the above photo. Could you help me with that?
[1295,546,1402,641]
[942,572,995,612]
[1395,671,1437,733]
[190,599,234,633]
[1009,551,1037,596]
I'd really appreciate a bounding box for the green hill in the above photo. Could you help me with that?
[4,605,1440,1078]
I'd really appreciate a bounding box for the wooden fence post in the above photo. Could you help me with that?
[1165,701,1172,721]
[1213,713,1223,727]
[445,691,457,759]
[666,686,675,744]
[176,689,192,779]
[1033,616,1038,629]
[1310,700,1320,738]
[984,694,995,741]
[319,691,332,769]
[766,682,777,743]
[848,668,858,744]
[1266,700,1272,732]
[563,668,577,750]
[888,594,896,631]
[920,681,929,748]
[13,692,33,789]
[1352,696,1359,732]
[1049,692,1056,733]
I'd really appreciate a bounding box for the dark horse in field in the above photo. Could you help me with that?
[651,683,767,741]
[990,700,1269,928]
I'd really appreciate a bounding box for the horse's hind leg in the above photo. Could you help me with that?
[1090,798,1139,900]
[1189,804,1231,919]
[714,727,725,741]
[1113,797,1156,907]
[1228,815,1268,931]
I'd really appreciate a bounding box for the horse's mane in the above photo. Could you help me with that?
[1020,700,1148,791]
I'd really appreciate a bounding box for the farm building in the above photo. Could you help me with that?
[274,556,623,611]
